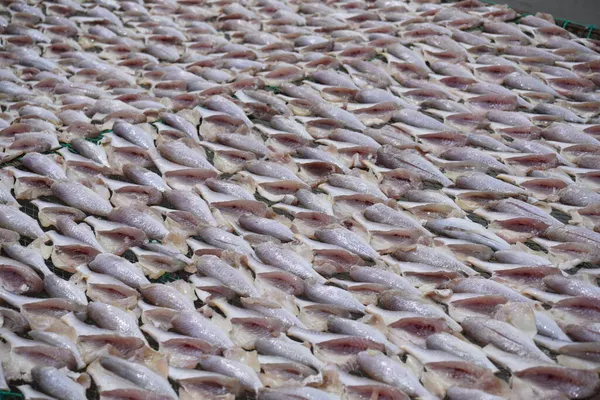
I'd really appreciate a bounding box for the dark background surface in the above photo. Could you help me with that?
[500,0,599,26]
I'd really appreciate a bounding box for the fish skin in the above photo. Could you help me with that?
[158,140,215,170]
[387,43,431,73]
[238,215,294,242]
[197,355,263,393]
[542,123,600,145]
[203,95,253,127]
[425,218,511,251]
[70,138,110,167]
[255,242,323,280]
[171,310,233,350]
[327,174,387,200]
[557,184,600,207]
[3,0,600,396]
[258,387,336,400]
[197,227,254,255]
[140,283,196,311]
[303,280,365,313]
[379,291,461,331]
[159,113,198,141]
[108,206,169,240]
[21,153,66,180]
[393,245,474,275]
[195,255,259,297]
[31,366,86,400]
[426,332,498,371]
[87,302,145,341]
[543,275,600,298]
[447,277,532,303]
[377,146,452,187]
[44,274,87,306]
[440,147,511,174]
[51,181,113,217]
[112,121,156,150]
[255,336,324,370]
[89,254,150,289]
[295,189,334,215]
[99,356,178,399]
[3,244,51,276]
[357,351,436,399]
[455,172,527,194]
[350,266,421,297]
[312,102,366,131]
[56,216,104,251]
[363,203,431,235]
[246,161,303,183]
[123,165,170,192]
[462,317,553,362]
[446,387,504,400]
[544,225,600,248]
[0,205,44,239]
[328,316,400,354]
[164,190,216,226]
[204,178,255,200]
[315,227,378,260]
[297,147,350,174]
[488,198,562,227]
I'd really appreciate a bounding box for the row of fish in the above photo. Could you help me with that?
[0,0,600,399]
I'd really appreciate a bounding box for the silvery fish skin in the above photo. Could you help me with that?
[349,266,421,297]
[88,254,150,289]
[164,190,217,226]
[315,227,379,260]
[377,147,452,187]
[112,121,156,150]
[158,140,215,170]
[2,0,600,397]
[51,181,113,217]
[462,317,553,362]
[327,174,387,200]
[198,355,263,393]
[197,227,254,255]
[328,316,400,355]
[160,113,198,141]
[87,302,145,341]
[425,218,511,251]
[357,351,436,399]
[195,255,259,297]
[3,244,51,276]
[255,243,325,282]
[259,387,336,400]
[171,310,233,350]
[304,280,365,313]
[70,138,110,167]
[255,336,324,371]
[108,206,169,240]
[238,214,294,242]
[21,153,66,180]
[44,274,88,306]
[140,283,196,311]
[203,96,253,127]
[31,366,86,400]
[56,216,104,251]
[425,332,498,372]
[0,205,44,239]
[447,277,533,303]
[123,165,170,192]
[99,356,178,399]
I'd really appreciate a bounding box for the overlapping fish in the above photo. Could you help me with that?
[0,0,599,399]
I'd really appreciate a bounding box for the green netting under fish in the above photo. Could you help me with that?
[0,390,23,399]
